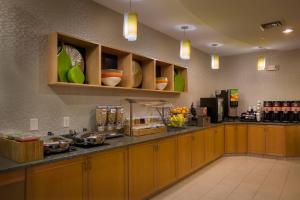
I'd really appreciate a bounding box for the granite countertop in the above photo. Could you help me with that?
[0,121,299,173]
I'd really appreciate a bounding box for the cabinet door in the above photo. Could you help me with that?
[205,129,215,163]
[236,124,248,153]
[215,126,224,157]
[248,125,265,154]
[192,130,205,170]
[26,157,85,200]
[286,125,300,156]
[157,137,177,189]
[129,141,156,200]
[266,125,285,156]
[225,125,236,153]
[0,169,25,200]
[177,133,192,178]
[87,148,127,200]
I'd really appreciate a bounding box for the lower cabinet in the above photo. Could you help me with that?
[192,130,206,170]
[248,125,266,154]
[27,148,128,200]
[178,130,207,178]
[204,128,215,163]
[0,169,25,200]
[285,125,300,156]
[87,148,128,200]
[248,124,286,156]
[129,137,177,200]
[157,137,177,189]
[225,124,248,154]
[26,157,86,200]
[177,133,193,178]
[265,125,286,156]
[214,126,225,158]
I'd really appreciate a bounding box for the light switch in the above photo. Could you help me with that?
[30,118,39,131]
[63,116,70,128]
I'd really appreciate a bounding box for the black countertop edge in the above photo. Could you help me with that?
[0,121,299,173]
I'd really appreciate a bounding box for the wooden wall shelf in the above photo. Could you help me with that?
[48,32,188,94]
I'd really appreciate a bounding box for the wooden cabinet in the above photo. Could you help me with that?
[285,125,300,156]
[177,133,192,178]
[129,137,177,200]
[225,125,236,153]
[157,137,177,189]
[225,124,247,154]
[248,124,286,156]
[26,157,86,200]
[265,125,286,156]
[192,130,206,170]
[236,125,248,153]
[87,148,127,200]
[0,169,25,200]
[204,128,215,163]
[129,141,156,200]
[248,125,266,154]
[214,126,225,158]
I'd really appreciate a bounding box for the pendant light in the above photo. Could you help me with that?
[123,0,138,41]
[257,55,266,71]
[180,26,191,60]
[211,54,220,69]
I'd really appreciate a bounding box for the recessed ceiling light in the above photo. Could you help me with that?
[283,28,294,34]
[175,24,197,31]
[210,43,223,47]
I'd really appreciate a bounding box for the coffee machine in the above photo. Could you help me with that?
[200,97,224,123]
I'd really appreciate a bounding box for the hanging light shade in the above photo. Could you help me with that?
[211,54,220,69]
[123,12,138,41]
[257,56,266,71]
[180,39,191,60]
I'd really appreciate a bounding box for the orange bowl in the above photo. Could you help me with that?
[101,69,123,78]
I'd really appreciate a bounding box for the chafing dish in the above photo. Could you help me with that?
[73,131,106,146]
[42,135,73,154]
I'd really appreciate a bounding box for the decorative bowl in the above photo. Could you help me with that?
[102,77,121,87]
[156,77,168,90]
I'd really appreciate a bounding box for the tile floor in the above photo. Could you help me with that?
[151,156,300,200]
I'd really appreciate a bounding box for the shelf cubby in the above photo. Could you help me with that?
[48,32,100,85]
[132,54,155,90]
[174,65,188,92]
[155,60,174,91]
[48,32,185,95]
[101,46,132,87]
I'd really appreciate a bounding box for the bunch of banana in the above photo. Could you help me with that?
[169,113,185,127]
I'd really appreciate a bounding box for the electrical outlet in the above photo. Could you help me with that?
[63,116,70,128]
[30,118,39,131]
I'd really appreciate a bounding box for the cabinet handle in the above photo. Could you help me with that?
[157,144,160,151]
[88,160,92,170]
[153,144,159,152]
[83,160,88,171]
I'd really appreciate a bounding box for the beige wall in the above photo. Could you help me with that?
[0,0,219,134]
[215,49,300,114]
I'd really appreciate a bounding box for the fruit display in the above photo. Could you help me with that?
[168,106,189,127]
[170,106,189,115]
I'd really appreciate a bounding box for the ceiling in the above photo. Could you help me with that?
[93,0,300,56]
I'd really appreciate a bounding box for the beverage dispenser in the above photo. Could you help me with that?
[228,89,239,119]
